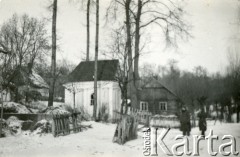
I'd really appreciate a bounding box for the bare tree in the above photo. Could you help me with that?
[71,0,94,61]
[0,12,52,133]
[64,83,83,109]
[0,14,49,68]
[48,0,58,107]
[86,0,91,61]
[124,0,140,109]
[104,27,130,114]
[107,0,190,110]
[0,53,12,137]
[226,48,240,122]
[0,14,50,102]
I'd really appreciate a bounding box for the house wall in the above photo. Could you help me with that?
[147,100,179,115]
[64,81,121,120]
[0,89,11,102]
[140,88,180,116]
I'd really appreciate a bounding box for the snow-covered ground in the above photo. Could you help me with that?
[0,121,239,157]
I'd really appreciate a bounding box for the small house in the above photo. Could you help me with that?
[138,79,181,116]
[64,60,121,121]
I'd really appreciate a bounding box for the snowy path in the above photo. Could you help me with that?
[0,121,239,157]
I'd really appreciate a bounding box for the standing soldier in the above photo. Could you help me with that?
[198,108,207,137]
[179,107,191,136]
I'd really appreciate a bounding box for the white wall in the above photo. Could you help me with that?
[0,89,11,102]
[64,81,121,119]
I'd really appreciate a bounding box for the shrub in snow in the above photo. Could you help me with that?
[64,105,74,113]
[78,106,91,121]
[0,119,7,129]
[63,105,82,121]
[2,102,31,113]
[32,119,51,135]
[26,101,47,113]
[6,116,23,135]
[98,105,109,122]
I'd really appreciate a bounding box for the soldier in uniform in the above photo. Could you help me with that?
[179,107,191,136]
[198,108,207,137]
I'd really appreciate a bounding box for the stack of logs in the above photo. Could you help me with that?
[52,112,81,137]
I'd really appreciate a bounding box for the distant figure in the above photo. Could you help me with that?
[179,107,191,136]
[198,108,207,137]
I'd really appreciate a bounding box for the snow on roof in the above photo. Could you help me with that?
[3,102,31,114]
[29,70,49,89]
[11,67,49,89]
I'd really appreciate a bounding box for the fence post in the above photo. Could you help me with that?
[0,97,2,138]
[52,114,56,137]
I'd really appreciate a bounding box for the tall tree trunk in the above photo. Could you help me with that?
[14,87,19,102]
[93,0,99,120]
[220,103,224,121]
[73,92,76,109]
[133,0,142,109]
[236,101,239,123]
[86,0,90,61]
[124,89,128,114]
[48,0,57,107]
[191,99,196,127]
[215,102,219,119]
[0,91,3,138]
[125,0,138,109]
[227,104,232,122]
[134,0,142,82]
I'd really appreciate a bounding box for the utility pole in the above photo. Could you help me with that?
[93,0,99,120]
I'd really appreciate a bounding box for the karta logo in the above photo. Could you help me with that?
[143,128,239,156]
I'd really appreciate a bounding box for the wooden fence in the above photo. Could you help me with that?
[150,115,180,128]
[52,112,81,137]
[126,108,152,126]
[114,107,182,128]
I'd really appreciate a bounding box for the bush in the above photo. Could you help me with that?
[98,105,109,123]
[78,106,91,121]
[26,101,47,113]
[63,105,74,113]
[28,91,42,101]
[32,119,51,135]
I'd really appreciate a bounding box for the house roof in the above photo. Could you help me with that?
[141,79,165,88]
[138,78,179,101]
[67,60,119,82]
[11,67,49,89]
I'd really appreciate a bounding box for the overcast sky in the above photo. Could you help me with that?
[0,0,239,74]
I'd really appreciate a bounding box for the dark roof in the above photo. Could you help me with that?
[142,79,164,88]
[138,78,179,101]
[67,60,119,82]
